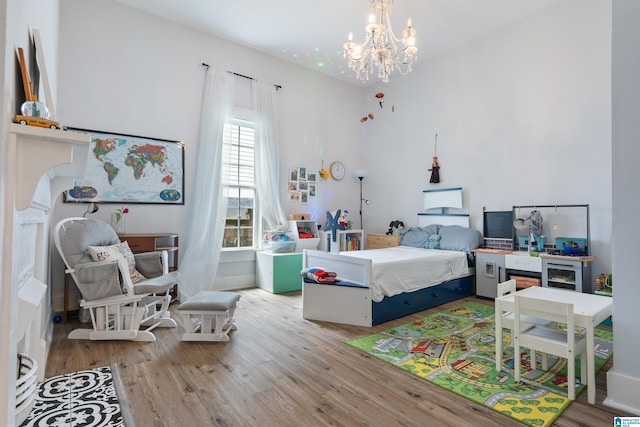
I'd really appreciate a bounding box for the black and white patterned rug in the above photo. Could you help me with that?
[20,365,129,427]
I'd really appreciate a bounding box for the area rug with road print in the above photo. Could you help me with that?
[347,301,613,427]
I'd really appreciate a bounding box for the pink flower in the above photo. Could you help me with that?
[115,207,129,222]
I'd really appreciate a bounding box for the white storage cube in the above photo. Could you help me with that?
[288,220,320,250]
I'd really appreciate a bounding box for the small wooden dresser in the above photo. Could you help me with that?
[366,233,401,249]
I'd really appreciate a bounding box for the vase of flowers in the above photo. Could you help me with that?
[111,207,129,234]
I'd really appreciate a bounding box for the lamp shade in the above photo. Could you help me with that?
[353,170,368,179]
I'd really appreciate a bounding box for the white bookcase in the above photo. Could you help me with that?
[329,229,364,253]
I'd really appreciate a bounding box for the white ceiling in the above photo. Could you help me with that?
[114,0,561,85]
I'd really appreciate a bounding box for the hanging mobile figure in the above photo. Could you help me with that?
[429,134,440,183]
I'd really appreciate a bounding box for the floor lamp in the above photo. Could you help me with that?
[353,170,370,230]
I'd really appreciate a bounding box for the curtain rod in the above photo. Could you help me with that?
[201,62,282,90]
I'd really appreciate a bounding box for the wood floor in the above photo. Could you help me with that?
[46,289,629,427]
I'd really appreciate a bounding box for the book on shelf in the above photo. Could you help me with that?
[343,235,360,251]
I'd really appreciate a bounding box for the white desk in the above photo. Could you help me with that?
[495,287,612,404]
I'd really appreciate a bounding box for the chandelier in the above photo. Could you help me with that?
[343,0,418,83]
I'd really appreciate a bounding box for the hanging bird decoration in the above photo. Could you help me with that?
[429,134,441,183]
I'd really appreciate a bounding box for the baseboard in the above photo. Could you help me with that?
[603,368,640,414]
[213,274,255,290]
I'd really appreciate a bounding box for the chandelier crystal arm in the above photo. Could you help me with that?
[343,0,418,83]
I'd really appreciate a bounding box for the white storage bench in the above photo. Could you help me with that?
[178,291,240,342]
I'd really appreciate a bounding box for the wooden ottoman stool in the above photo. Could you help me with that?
[178,291,240,342]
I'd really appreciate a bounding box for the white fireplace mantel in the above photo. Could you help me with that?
[1,124,90,426]
[9,124,90,210]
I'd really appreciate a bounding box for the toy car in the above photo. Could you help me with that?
[14,114,60,129]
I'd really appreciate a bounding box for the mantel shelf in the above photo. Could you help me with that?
[8,124,90,210]
[9,123,89,144]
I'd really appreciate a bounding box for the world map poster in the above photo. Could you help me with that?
[64,128,184,204]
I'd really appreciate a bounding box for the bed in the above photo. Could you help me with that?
[302,224,483,326]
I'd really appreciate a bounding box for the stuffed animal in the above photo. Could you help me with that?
[424,234,441,250]
[386,220,405,236]
[325,209,349,242]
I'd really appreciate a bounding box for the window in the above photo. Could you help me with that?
[222,118,256,248]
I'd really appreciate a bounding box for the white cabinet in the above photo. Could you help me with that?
[256,251,303,293]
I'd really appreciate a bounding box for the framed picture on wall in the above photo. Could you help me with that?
[298,166,307,180]
[289,191,301,202]
[289,168,298,181]
[307,172,316,182]
[63,128,185,205]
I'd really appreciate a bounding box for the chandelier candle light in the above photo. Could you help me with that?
[344,0,418,83]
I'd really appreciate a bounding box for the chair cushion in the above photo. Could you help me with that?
[87,242,147,283]
[133,271,180,294]
[178,291,241,311]
[58,218,120,267]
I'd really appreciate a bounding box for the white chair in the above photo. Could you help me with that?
[513,295,588,400]
[495,280,548,370]
[54,217,179,341]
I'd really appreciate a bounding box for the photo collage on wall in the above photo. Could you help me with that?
[288,166,316,204]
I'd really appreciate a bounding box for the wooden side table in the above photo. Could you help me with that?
[119,233,179,272]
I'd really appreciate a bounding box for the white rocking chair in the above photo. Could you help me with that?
[54,217,178,341]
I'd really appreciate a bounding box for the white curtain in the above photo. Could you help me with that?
[178,67,234,300]
[252,81,287,231]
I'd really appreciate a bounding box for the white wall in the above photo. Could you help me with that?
[358,0,612,277]
[53,0,364,306]
[607,0,640,414]
[53,0,614,302]
[1,0,60,423]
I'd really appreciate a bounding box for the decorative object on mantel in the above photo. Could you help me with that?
[429,133,440,183]
[343,0,418,83]
[15,47,60,129]
[17,47,49,119]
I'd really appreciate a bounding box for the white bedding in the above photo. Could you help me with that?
[340,246,469,302]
